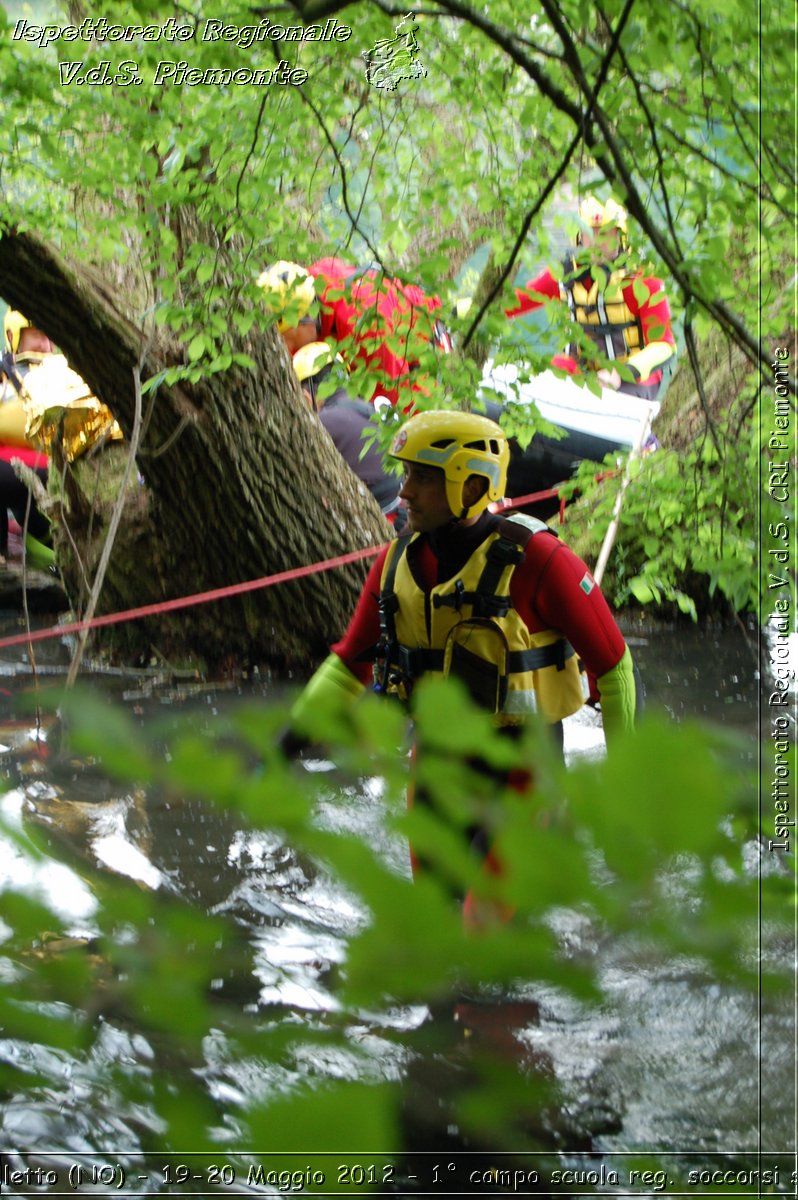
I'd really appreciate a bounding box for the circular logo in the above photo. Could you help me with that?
[392,429,408,453]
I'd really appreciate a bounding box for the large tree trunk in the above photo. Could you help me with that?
[0,228,390,673]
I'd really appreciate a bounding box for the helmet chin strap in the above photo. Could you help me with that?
[437,509,468,531]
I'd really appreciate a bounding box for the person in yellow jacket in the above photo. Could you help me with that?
[281,410,638,912]
[0,311,55,567]
[507,195,676,400]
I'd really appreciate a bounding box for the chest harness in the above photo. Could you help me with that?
[561,262,644,369]
[375,515,585,723]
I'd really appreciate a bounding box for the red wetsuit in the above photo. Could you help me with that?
[333,513,626,687]
[0,445,49,541]
[309,257,443,408]
[0,444,47,470]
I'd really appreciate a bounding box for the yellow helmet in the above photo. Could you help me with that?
[579,194,628,233]
[257,260,316,332]
[292,340,340,383]
[390,409,508,520]
[577,195,629,251]
[4,309,32,353]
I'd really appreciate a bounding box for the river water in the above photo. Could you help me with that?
[0,611,795,1195]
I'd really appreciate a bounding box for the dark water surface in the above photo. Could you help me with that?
[1,611,794,1193]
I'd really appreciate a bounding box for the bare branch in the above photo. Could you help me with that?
[683,319,722,454]
[295,90,386,267]
[462,0,638,344]
[533,0,791,391]
[234,92,270,220]
[66,362,145,688]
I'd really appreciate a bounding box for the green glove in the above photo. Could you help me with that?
[596,645,636,749]
[289,652,365,739]
[24,533,56,571]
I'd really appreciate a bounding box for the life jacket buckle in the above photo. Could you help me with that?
[486,537,524,569]
[473,594,512,619]
[378,592,400,637]
[433,579,467,612]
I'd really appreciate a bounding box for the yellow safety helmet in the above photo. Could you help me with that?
[292,340,341,383]
[257,260,316,332]
[579,194,628,233]
[577,195,628,249]
[4,309,32,353]
[389,409,509,520]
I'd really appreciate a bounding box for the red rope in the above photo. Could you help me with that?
[492,469,620,525]
[0,543,385,652]
[490,484,564,511]
[0,469,615,654]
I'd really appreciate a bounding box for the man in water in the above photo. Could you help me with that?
[281,409,637,919]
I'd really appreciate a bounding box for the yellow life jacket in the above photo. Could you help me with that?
[0,352,49,448]
[562,264,643,369]
[376,515,585,724]
[0,385,32,448]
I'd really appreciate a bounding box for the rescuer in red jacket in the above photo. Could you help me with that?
[507,196,676,400]
[281,410,639,920]
[258,257,449,409]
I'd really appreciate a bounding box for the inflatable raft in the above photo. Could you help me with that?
[480,363,660,504]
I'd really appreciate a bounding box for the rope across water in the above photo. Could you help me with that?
[0,544,384,652]
[0,485,567,654]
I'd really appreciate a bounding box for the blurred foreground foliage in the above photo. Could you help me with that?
[0,679,793,1176]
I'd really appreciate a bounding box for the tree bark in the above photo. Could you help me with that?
[0,228,390,673]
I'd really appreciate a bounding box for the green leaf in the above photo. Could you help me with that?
[247,1083,397,1158]
[629,577,660,604]
[187,334,207,362]
[232,352,257,370]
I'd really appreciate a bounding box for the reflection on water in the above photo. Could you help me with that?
[623,617,760,734]
[1,614,792,1181]
[1,787,98,925]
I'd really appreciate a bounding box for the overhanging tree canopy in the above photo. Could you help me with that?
[0,0,792,667]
